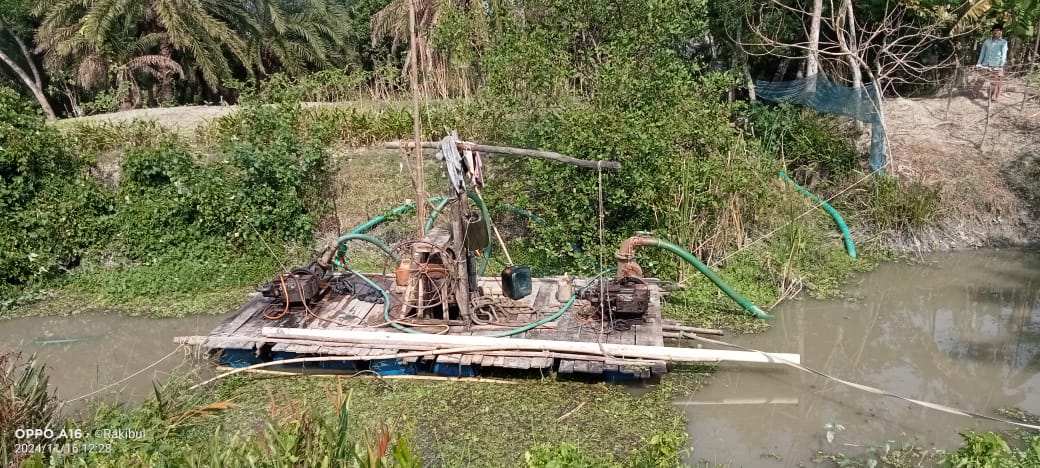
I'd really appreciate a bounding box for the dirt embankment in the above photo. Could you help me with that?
[882,87,1040,251]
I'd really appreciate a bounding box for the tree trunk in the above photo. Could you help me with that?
[839,0,862,87]
[1033,18,1040,61]
[738,26,756,100]
[774,58,791,81]
[806,0,823,78]
[158,38,175,104]
[0,48,57,119]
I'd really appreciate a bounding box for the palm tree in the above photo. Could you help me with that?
[0,0,56,118]
[952,0,1040,35]
[35,0,252,99]
[370,0,489,98]
[235,0,352,76]
[38,13,183,110]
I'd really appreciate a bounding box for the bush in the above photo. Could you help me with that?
[0,87,111,299]
[940,432,1040,468]
[864,175,942,232]
[745,102,860,177]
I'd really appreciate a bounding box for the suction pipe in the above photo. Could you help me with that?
[616,233,771,319]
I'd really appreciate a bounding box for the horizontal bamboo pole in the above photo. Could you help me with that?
[262,328,799,365]
[384,140,621,170]
[660,324,725,336]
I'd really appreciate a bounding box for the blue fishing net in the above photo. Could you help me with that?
[755,73,887,171]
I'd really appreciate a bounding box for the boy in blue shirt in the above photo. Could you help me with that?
[973,24,1009,101]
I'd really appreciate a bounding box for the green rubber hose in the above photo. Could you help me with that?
[334,234,399,264]
[626,236,771,319]
[778,171,857,259]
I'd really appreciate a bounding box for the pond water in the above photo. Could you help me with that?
[682,249,1040,467]
[0,312,226,412]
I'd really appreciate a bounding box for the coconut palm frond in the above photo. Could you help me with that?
[371,0,410,49]
[125,54,183,77]
[952,0,995,33]
[76,54,107,88]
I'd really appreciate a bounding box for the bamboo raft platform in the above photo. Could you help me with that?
[177,275,671,380]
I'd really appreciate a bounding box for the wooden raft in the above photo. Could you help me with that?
[193,275,667,378]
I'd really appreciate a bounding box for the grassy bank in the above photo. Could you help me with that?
[3,351,705,467]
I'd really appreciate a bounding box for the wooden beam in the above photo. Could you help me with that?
[262,328,800,365]
[384,141,621,170]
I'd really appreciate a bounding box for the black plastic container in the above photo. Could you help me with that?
[501,265,532,299]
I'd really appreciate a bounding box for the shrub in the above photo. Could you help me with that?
[745,102,860,177]
[0,87,111,298]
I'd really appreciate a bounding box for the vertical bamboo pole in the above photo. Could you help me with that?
[452,193,470,319]
[409,0,425,237]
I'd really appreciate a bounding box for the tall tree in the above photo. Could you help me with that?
[235,0,352,76]
[0,0,55,118]
[35,0,252,97]
[371,0,489,98]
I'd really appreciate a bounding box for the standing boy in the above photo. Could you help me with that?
[974,24,1009,101]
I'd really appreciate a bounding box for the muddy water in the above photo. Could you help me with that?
[682,249,1040,467]
[0,313,226,411]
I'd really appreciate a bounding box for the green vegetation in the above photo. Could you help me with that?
[0,87,108,306]
[814,431,1040,468]
[1,353,60,467]
[1,354,703,468]
[0,94,335,316]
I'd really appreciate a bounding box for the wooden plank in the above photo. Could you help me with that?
[589,361,605,374]
[532,280,553,309]
[573,360,590,374]
[209,296,266,335]
[263,328,801,365]
[204,298,270,348]
[520,281,542,308]
[302,295,351,330]
[346,301,378,327]
[599,323,622,374]
[492,356,506,369]
[502,357,523,369]
[437,354,462,364]
[559,360,575,374]
[481,355,497,367]
[646,286,668,375]
[460,354,474,366]
[534,357,554,368]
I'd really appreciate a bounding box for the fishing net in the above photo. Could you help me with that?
[755,73,887,171]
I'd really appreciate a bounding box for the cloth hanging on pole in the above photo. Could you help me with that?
[440,133,467,195]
